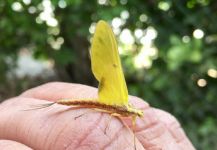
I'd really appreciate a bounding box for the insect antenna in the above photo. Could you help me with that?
[22,102,56,111]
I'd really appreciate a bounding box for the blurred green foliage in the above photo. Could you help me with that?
[0,0,217,149]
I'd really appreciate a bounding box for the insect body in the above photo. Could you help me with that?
[55,20,143,120]
[56,99,143,118]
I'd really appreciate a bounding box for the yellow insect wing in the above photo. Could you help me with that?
[90,20,128,106]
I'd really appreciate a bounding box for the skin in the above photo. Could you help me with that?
[0,82,195,150]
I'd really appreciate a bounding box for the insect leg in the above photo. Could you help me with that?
[104,114,113,135]
[74,109,95,120]
[104,113,122,135]
[132,115,137,150]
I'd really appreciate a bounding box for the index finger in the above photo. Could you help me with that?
[20,82,149,109]
[20,82,98,102]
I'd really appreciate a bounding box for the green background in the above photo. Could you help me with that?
[0,0,217,149]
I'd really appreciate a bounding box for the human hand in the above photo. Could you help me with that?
[0,82,195,150]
